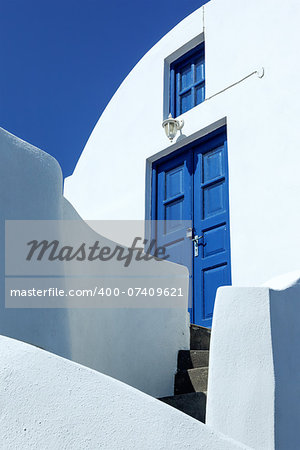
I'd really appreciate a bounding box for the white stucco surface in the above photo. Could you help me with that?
[0,127,189,398]
[262,270,300,290]
[65,0,300,286]
[206,281,300,449]
[0,335,250,450]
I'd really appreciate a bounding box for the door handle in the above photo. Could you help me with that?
[186,228,203,241]
[186,228,203,257]
[192,235,203,242]
[192,235,203,257]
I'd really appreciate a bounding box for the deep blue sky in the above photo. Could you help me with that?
[0,0,208,177]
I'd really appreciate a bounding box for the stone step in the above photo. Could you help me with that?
[175,367,208,395]
[178,350,209,370]
[159,392,207,423]
[190,324,211,350]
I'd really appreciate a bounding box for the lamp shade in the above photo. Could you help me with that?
[162,114,184,142]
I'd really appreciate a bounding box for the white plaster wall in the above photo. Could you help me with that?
[0,127,189,398]
[65,0,300,286]
[0,127,70,356]
[206,277,300,449]
[62,199,190,398]
[206,287,274,449]
[0,336,250,450]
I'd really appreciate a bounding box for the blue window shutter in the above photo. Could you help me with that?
[175,72,181,116]
[169,68,175,118]
[170,42,205,117]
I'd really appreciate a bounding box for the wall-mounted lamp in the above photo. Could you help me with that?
[162,114,184,142]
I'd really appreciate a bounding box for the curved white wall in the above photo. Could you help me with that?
[0,336,250,450]
[0,127,189,398]
[0,127,70,356]
[65,0,300,286]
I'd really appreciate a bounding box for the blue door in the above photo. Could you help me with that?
[152,128,231,327]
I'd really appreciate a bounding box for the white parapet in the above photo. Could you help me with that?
[0,127,190,398]
[0,335,250,450]
[206,275,300,449]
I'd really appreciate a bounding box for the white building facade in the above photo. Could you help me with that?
[65,0,300,327]
[2,1,300,447]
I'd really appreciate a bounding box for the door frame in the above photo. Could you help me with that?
[145,117,227,221]
[145,117,231,325]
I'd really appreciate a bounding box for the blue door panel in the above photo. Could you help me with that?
[203,181,225,218]
[203,264,228,319]
[152,128,231,327]
[165,198,184,223]
[165,166,184,198]
[203,225,227,258]
[193,132,231,326]
[156,152,192,245]
[203,146,224,182]
[155,152,193,314]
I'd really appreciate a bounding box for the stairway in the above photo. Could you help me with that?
[159,324,211,423]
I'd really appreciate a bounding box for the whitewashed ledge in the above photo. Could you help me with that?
[207,274,300,449]
[0,335,249,450]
